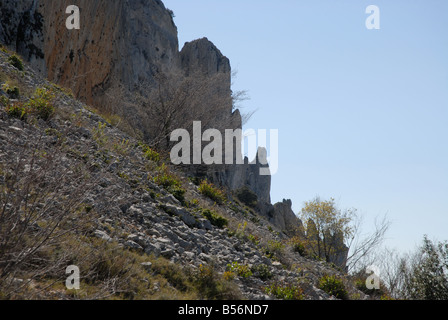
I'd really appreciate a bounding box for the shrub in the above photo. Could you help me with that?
[264,240,285,260]
[355,278,377,296]
[151,257,192,292]
[195,264,242,300]
[289,236,308,257]
[153,164,186,202]
[8,54,24,71]
[318,274,348,300]
[223,271,235,281]
[26,87,56,120]
[2,83,20,99]
[235,221,248,238]
[154,164,180,188]
[251,264,273,281]
[352,269,394,300]
[198,180,226,204]
[139,142,160,163]
[265,282,304,300]
[235,186,258,208]
[5,102,28,120]
[4,87,56,122]
[227,262,253,278]
[202,209,228,229]
[247,234,260,246]
[169,185,186,203]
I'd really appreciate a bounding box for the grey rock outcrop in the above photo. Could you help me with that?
[272,199,304,237]
[181,37,231,76]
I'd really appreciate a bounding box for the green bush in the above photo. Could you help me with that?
[195,264,242,300]
[264,240,285,260]
[202,209,228,229]
[26,87,56,121]
[355,278,378,296]
[139,142,160,163]
[318,274,348,300]
[169,185,186,203]
[289,236,308,257]
[251,264,272,281]
[2,83,20,99]
[198,180,226,204]
[151,257,193,292]
[154,164,179,188]
[8,54,24,71]
[4,87,55,122]
[235,186,258,208]
[247,234,260,246]
[153,164,186,203]
[265,282,304,300]
[5,102,28,120]
[226,262,253,278]
[0,95,9,107]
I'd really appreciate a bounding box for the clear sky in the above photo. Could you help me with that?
[163,0,448,254]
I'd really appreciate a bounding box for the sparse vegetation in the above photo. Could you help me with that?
[264,240,285,261]
[318,274,348,300]
[27,87,56,120]
[3,86,56,122]
[251,264,273,281]
[5,102,28,120]
[198,180,227,204]
[153,163,186,202]
[235,186,258,208]
[289,236,308,257]
[7,54,24,71]
[194,264,243,300]
[265,281,304,300]
[226,262,253,278]
[201,209,228,229]
[2,83,20,99]
[139,142,161,163]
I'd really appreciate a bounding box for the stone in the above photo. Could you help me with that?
[141,262,153,272]
[271,199,304,237]
[161,249,175,259]
[124,240,143,251]
[127,234,149,248]
[162,204,198,228]
[145,243,162,257]
[94,230,112,242]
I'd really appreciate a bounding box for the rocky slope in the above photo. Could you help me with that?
[0,48,370,300]
[0,0,272,214]
[4,0,309,238]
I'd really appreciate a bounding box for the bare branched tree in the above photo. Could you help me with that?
[0,127,99,298]
[345,214,390,273]
[100,69,254,152]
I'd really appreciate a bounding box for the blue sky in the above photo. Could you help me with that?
[163,0,448,254]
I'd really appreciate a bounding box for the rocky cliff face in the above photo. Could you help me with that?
[0,0,45,73]
[0,0,305,238]
[0,0,179,104]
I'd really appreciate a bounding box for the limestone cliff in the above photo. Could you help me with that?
[1,0,179,105]
[0,0,305,237]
